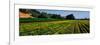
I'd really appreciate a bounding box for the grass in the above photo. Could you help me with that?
[19,20,90,36]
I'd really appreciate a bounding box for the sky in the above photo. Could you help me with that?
[37,9,90,19]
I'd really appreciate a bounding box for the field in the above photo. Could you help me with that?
[19,20,90,36]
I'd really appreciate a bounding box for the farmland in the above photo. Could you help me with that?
[19,20,90,36]
[19,9,90,36]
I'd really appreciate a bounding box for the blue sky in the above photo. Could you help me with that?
[37,9,90,19]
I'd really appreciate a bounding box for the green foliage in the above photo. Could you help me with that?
[19,18,65,23]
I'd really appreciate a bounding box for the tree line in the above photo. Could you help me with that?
[19,9,89,20]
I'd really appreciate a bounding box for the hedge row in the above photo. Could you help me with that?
[19,18,62,23]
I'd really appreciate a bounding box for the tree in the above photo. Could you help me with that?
[66,14,75,20]
[38,12,48,18]
[51,14,62,19]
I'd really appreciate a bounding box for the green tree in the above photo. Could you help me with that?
[66,14,75,20]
